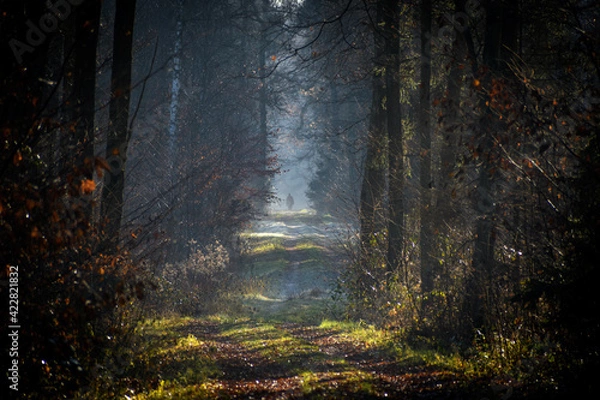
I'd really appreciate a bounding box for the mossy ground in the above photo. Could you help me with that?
[130,315,482,399]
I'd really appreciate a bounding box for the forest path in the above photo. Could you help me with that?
[133,211,485,399]
[245,209,347,305]
[156,317,465,399]
[220,209,356,325]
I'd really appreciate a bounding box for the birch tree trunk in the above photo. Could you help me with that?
[168,0,184,159]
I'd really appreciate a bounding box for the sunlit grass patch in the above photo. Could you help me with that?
[318,323,476,394]
[287,240,328,262]
[147,338,217,378]
[204,313,250,324]
[319,319,393,348]
[244,293,284,302]
[316,319,469,373]
[269,208,316,219]
[292,240,325,251]
[221,323,295,355]
[299,370,320,395]
[139,316,195,333]
[298,370,377,397]
[129,316,223,399]
[250,237,286,255]
[240,231,295,239]
[177,333,202,348]
[242,237,288,277]
[402,341,466,371]
[220,321,276,340]
[134,317,196,354]
[247,237,325,261]
[220,321,329,373]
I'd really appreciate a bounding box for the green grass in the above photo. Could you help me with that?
[249,237,286,255]
[131,319,221,399]
[128,311,484,400]
[297,369,377,397]
[318,319,393,347]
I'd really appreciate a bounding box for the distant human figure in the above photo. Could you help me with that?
[286,193,294,210]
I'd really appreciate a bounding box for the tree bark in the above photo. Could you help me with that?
[74,1,101,169]
[465,0,519,332]
[359,0,387,275]
[251,0,271,213]
[439,0,469,203]
[67,1,102,220]
[101,0,137,251]
[419,0,434,292]
[385,0,404,276]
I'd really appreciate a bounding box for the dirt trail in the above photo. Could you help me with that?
[175,319,465,399]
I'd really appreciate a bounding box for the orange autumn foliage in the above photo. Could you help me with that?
[80,179,96,194]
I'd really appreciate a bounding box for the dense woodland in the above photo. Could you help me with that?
[1,0,598,398]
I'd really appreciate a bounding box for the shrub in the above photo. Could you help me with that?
[158,241,234,315]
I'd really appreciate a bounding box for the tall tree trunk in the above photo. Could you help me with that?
[249,0,270,213]
[385,0,404,276]
[359,0,387,279]
[72,1,101,171]
[101,0,137,251]
[418,0,434,292]
[259,24,268,188]
[436,0,470,294]
[67,1,102,221]
[439,0,469,206]
[465,0,519,333]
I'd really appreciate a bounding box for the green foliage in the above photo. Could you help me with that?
[122,319,219,400]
